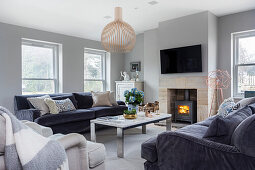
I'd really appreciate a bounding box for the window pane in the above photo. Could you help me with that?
[238,36,255,64]
[84,53,102,79]
[22,80,55,95]
[84,81,103,92]
[22,45,54,79]
[237,65,255,94]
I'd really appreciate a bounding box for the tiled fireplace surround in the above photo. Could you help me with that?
[159,76,212,122]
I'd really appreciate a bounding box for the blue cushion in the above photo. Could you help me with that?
[35,109,95,126]
[73,92,93,109]
[231,114,255,157]
[203,106,252,144]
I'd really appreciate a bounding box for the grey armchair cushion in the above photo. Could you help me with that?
[203,106,252,144]
[141,137,157,163]
[231,114,255,157]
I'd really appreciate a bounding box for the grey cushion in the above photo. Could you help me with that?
[195,115,217,127]
[234,96,255,110]
[203,106,252,144]
[141,137,157,163]
[231,114,255,157]
[51,95,78,109]
[176,124,208,139]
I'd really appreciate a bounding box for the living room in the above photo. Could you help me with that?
[0,0,255,170]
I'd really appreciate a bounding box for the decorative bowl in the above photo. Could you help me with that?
[123,113,137,119]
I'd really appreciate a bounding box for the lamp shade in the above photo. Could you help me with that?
[101,7,136,53]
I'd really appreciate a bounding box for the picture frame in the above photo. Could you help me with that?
[130,62,141,72]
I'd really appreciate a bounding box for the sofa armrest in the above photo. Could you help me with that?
[156,131,245,170]
[50,133,89,170]
[22,120,53,137]
[117,101,126,105]
[15,109,40,121]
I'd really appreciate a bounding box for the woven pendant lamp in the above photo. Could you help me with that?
[101,7,136,53]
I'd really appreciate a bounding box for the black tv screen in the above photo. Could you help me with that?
[160,45,202,74]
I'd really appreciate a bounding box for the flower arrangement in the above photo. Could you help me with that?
[124,88,144,106]
[123,88,144,118]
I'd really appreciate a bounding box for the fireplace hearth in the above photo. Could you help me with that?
[174,89,197,124]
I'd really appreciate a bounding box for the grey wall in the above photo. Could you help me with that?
[125,11,218,103]
[218,9,255,98]
[159,12,210,78]
[124,34,144,80]
[144,29,159,102]
[0,22,124,111]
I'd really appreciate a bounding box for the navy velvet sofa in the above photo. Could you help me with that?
[14,92,127,134]
[141,104,255,170]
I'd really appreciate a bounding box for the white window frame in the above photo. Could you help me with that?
[84,49,106,92]
[232,30,255,98]
[22,39,60,94]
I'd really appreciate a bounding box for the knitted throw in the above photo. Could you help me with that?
[0,107,69,170]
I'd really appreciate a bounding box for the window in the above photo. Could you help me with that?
[22,39,59,94]
[84,49,106,92]
[233,31,255,97]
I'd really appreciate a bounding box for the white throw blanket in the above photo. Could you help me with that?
[0,107,69,170]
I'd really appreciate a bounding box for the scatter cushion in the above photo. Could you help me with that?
[203,106,252,145]
[27,95,51,115]
[55,98,76,113]
[91,91,112,107]
[73,92,93,109]
[44,98,59,114]
[109,91,118,106]
[217,97,235,118]
[51,95,78,109]
[231,114,255,157]
[234,97,255,110]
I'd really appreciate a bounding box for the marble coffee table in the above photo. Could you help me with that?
[90,113,172,158]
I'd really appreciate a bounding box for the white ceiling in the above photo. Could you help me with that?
[0,0,254,41]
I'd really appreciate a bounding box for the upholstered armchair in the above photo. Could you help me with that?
[0,116,106,170]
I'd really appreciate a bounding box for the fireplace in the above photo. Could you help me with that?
[174,89,197,124]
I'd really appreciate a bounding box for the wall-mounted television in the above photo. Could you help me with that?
[160,45,202,74]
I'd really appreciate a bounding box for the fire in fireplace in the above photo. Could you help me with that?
[174,90,197,124]
[177,105,190,114]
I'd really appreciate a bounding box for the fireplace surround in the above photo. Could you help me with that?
[159,76,210,122]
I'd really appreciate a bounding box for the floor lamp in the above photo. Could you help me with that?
[206,70,231,117]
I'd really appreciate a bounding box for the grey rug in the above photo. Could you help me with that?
[84,124,170,170]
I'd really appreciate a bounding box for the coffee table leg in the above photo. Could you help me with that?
[91,122,96,142]
[166,118,172,131]
[117,128,124,158]
[142,125,146,134]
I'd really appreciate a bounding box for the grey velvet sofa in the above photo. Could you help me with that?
[14,92,127,134]
[141,104,255,170]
